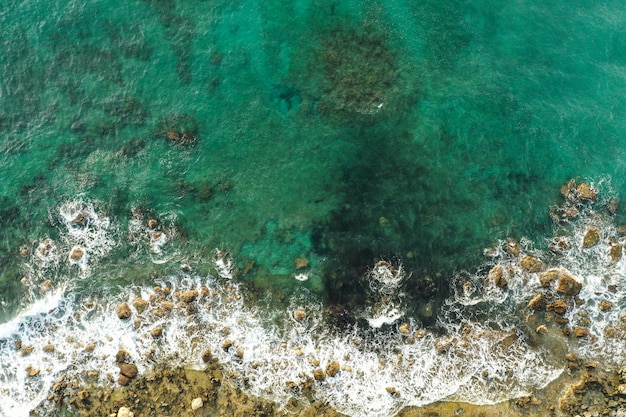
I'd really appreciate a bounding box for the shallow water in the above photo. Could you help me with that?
[3,0,626,416]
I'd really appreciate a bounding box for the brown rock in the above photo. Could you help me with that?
[116,302,132,320]
[21,345,33,356]
[115,349,130,364]
[485,265,508,288]
[118,374,130,386]
[561,179,576,198]
[386,387,400,397]
[222,339,233,351]
[295,257,309,270]
[131,298,148,313]
[538,269,560,287]
[576,183,597,201]
[556,273,582,296]
[178,290,198,304]
[119,363,138,379]
[84,343,96,353]
[398,323,411,335]
[201,348,213,363]
[548,299,568,316]
[519,255,544,273]
[326,360,340,377]
[313,369,326,381]
[582,227,600,248]
[293,309,307,321]
[599,300,613,311]
[506,238,521,256]
[42,344,55,353]
[148,219,158,229]
[150,326,163,338]
[527,294,547,311]
[574,328,589,338]
[610,244,623,262]
[69,247,84,261]
[26,365,40,377]
[536,325,548,334]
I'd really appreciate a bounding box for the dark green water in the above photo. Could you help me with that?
[4,0,626,414]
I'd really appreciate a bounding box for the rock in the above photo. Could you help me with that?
[117,406,134,417]
[610,243,623,262]
[519,255,544,273]
[116,349,130,364]
[484,265,508,288]
[42,344,55,353]
[536,325,548,334]
[506,238,521,256]
[69,247,84,261]
[222,339,233,351]
[574,328,589,338]
[21,345,33,356]
[548,299,568,316]
[85,343,96,353]
[201,348,213,363]
[116,302,132,320]
[539,269,560,287]
[549,237,569,254]
[150,326,163,338]
[599,300,613,311]
[582,227,600,248]
[326,360,340,377]
[295,257,309,270]
[26,365,40,377]
[386,387,400,397]
[293,309,307,321]
[556,273,582,296]
[119,363,138,379]
[191,397,203,410]
[528,294,547,311]
[178,289,198,304]
[313,369,326,381]
[131,298,148,313]
[118,374,130,386]
[398,323,411,334]
[576,183,597,201]
[148,219,158,229]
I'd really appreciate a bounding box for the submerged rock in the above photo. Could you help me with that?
[609,243,622,262]
[293,309,307,321]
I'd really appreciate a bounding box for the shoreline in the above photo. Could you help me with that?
[36,359,626,417]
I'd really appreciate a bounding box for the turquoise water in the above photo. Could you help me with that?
[3,0,626,415]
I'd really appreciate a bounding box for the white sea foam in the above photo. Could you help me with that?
[8,194,626,416]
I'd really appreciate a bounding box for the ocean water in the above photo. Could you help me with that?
[3,0,626,415]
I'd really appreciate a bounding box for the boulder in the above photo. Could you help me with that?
[484,265,508,288]
[536,325,548,334]
[326,360,340,377]
[293,309,307,321]
[119,363,138,379]
[556,273,582,296]
[538,269,560,287]
[178,290,198,304]
[131,298,148,313]
[610,244,623,262]
[582,227,600,248]
[599,300,613,312]
[576,183,597,201]
[201,348,213,363]
[313,369,326,381]
[519,256,544,273]
[527,294,547,311]
[117,407,134,417]
[548,299,568,316]
[116,302,132,320]
[191,397,203,410]
[295,257,309,270]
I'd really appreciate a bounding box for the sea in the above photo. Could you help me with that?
[3,0,626,415]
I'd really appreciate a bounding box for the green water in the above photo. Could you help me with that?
[2,0,626,316]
